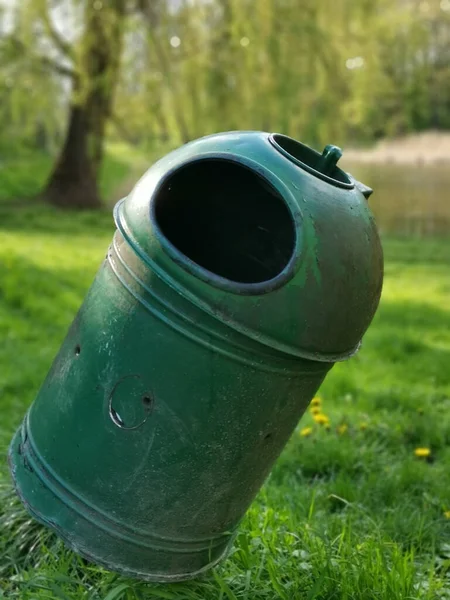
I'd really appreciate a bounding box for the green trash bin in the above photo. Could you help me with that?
[8,132,383,581]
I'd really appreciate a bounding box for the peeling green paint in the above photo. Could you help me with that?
[296,208,322,287]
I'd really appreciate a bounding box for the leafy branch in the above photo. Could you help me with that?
[0,35,78,80]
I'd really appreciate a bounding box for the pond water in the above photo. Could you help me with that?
[342,161,450,237]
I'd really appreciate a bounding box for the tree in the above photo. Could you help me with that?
[2,0,127,209]
[2,0,450,199]
[44,0,127,208]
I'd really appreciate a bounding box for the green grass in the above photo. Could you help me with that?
[0,201,449,598]
[0,142,150,205]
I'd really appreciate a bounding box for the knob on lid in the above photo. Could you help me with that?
[318,144,343,175]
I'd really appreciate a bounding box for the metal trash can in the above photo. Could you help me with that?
[8,132,383,581]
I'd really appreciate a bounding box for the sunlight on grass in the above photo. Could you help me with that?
[0,142,154,205]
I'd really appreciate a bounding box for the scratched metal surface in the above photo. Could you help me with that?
[8,131,383,581]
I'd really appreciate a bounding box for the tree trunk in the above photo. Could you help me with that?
[45,1,126,209]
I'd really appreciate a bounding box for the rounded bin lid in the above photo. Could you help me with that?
[115,131,383,362]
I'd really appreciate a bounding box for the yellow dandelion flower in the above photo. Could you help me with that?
[414,447,431,458]
[313,413,330,426]
[310,406,321,415]
[337,423,348,435]
[359,422,368,431]
[444,511,450,519]
[300,427,313,437]
[311,397,321,407]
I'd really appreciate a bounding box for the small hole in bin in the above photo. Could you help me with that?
[142,395,154,409]
[75,345,81,356]
[153,159,296,285]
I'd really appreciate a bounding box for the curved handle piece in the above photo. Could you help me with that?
[354,180,373,200]
[318,144,343,176]
[347,174,373,200]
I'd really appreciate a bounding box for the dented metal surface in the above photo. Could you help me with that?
[8,131,383,581]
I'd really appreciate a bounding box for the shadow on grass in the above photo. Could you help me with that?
[0,203,115,236]
[381,236,450,267]
[0,255,95,435]
[0,256,99,357]
[365,300,450,388]
[375,300,450,332]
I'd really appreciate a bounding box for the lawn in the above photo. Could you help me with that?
[0,142,151,206]
[0,195,449,598]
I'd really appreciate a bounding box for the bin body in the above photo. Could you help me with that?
[9,131,383,581]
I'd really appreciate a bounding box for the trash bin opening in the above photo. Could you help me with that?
[269,133,353,188]
[153,158,296,285]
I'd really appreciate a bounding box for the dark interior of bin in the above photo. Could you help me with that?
[153,159,295,284]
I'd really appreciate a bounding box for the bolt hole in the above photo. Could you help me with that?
[142,395,154,409]
[75,345,81,356]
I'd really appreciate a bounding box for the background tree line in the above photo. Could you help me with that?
[0,0,449,207]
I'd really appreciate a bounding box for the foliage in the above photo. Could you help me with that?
[112,0,450,146]
[0,1,449,596]
[1,0,450,161]
[0,142,151,204]
[0,203,449,597]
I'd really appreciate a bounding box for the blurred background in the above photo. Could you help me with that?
[1,2,450,597]
[0,0,449,233]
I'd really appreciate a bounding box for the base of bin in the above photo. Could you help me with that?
[8,423,234,582]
